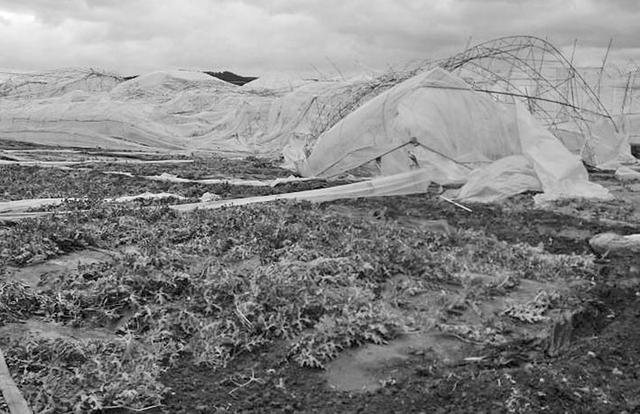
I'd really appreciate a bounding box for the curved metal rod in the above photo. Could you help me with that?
[445,36,613,122]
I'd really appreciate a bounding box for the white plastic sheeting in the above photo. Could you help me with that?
[514,102,612,203]
[299,68,612,203]
[0,193,186,213]
[615,166,640,182]
[144,172,316,187]
[0,68,120,99]
[0,69,371,157]
[171,169,433,211]
[0,198,65,213]
[455,156,542,203]
[553,117,636,169]
[299,69,520,177]
[628,114,640,145]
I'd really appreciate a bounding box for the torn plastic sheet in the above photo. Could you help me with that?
[0,159,193,167]
[171,169,433,212]
[455,155,542,203]
[0,193,187,215]
[551,117,634,169]
[615,166,640,182]
[144,172,317,187]
[0,198,65,213]
[513,102,613,203]
[107,192,187,203]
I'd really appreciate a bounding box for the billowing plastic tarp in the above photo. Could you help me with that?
[299,68,611,202]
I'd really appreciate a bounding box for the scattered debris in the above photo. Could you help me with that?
[144,172,316,187]
[108,192,186,203]
[200,192,222,202]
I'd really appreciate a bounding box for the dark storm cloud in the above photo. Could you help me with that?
[0,0,638,74]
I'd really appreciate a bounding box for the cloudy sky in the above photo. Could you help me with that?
[0,0,638,76]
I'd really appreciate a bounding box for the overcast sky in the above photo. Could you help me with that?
[0,0,638,76]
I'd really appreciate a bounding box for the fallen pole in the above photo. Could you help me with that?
[0,347,32,414]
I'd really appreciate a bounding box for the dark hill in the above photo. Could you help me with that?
[120,71,259,86]
[203,71,258,86]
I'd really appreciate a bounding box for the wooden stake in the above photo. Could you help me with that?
[0,347,32,414]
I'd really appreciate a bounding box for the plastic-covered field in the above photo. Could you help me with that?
[0,68,375,158]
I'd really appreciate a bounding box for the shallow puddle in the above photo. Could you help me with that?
[5,249,114,288]
[1,250,120,346]
[324,274,578,392]
[323,332,465,392]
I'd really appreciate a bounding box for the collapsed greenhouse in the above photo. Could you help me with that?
[1,36,640,413]
[0,37,638,206]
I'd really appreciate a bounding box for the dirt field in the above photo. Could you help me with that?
[0,151,639,413]
[156,192,640,414]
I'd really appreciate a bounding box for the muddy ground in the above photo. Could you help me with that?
[153,203,640,414]
[158,282,640,414]
[1,151,639,414]
[151,167,639,413]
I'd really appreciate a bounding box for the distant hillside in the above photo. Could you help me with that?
[121,70,258,86]
[202,71,258,86]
